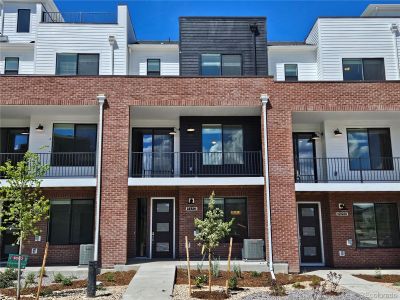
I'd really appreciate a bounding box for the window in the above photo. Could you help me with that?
[4,57,19,75]
[147,59,160,76]
[49,199,94,245]
[342,58,385,81]
[347,128,393,170]
[353,203,400,248]
[284,64,298,81]
[202,124,243,165]
[56,54,99,75]
[203,197,248,241]
[17,9,30,33]
[201,54,242,76]
[52,124,97,166]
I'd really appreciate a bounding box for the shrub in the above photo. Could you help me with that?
[374,268,382,279]
[228,276,238,290]
[250,271,262,278]
[0,268,18,288]
[326,271,342,294]
[212,258,220,277]
[194,274,208,288]
[233,263,242,278]
[393,281,400,287]
[270,279,286,296]
[61,276,73,286]
[105,272,116,283]
[24,272,36,288]
[292,282,305,289]
[310,275,322,287]
[53,272,64,283]
[40,288,53,297]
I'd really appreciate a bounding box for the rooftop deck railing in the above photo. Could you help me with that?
[0,152,96,178]
[294,157,400,183]
[42,12,117,24]
[130,151,263,177]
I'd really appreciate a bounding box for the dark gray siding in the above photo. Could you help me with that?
[179,17,268,76]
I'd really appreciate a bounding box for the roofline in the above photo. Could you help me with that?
[130,41,179,45]
[179,16,266,20]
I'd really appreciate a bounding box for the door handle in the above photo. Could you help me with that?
[152,232,154,242]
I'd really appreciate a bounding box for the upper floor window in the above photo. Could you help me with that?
[201,54,242,76]
[342,58,385,81]
[147,59,160,76]
[56,53,99,75]
[4,57,19,75]
[347,128,393,170]
[353,203,400,248]
[284,64,298,81]
[202,124,243,165]
[17,9,30,33]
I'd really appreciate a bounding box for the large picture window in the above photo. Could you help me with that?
[202,124,243,165]
[52,124,97,166]
[56,53,99,75]
[342,58,385,81]
[347,128,393,170]
[203,197,248,241]
[49,199,94,245]
[201,54,242,76]
[353,203,400,248]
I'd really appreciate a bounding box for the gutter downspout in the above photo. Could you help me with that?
[390,24,400,80]
[261,94,275,280]
[94,94,106,263]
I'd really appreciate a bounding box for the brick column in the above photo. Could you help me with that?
[266,108,300,273]
[100,102,130,267]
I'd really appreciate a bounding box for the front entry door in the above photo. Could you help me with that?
[298,203,323,265]
[293,133,317,183]
[152,199,174,258]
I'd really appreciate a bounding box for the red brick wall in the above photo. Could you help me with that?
[297,192,400,268]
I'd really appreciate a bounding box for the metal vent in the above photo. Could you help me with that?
[79,244,94,265]
[242,239,264,261]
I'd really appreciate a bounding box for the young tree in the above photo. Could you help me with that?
[194,191,233,293]
[0,152,50,299]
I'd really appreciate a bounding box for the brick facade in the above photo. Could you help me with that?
[1,77,400,270]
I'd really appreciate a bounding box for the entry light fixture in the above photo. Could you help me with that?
[21,130,30,135]
[186,127,195,133]
[169,128,178,135]
[311,132,320,140]
[35,124,44,132]
[334,128,343,137]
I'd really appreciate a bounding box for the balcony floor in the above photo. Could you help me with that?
[128,176,264,186]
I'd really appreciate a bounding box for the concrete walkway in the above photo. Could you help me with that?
[122,261,177,300]
[306,269,400,300]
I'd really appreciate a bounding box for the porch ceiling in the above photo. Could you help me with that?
[292,111,400,124]
[0,105,98,119]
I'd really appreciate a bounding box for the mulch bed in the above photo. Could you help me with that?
[0,270,135,297]
[191,291,229,299]
[354,274,400,283]
[175,269,319,287]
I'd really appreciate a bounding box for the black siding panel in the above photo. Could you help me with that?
[179,17,268,76]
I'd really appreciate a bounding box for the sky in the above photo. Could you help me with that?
[55,0,400,41]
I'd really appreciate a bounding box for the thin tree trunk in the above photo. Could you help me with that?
[208,251,211,293]
[16,238,22,300]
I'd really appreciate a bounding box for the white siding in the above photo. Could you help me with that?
[2,2,38,43]
[129,44,179,76]
[275,63,317,81]
[0,46,34,74]
[316,18,400,80]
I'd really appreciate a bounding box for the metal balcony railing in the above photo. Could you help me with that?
[0,153,96,178]
[130,151,263,177]
[294,157,400,183]
[42,12,117,24]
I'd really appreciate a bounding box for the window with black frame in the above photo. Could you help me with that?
[353,203,400,248]
[201,54,242,76]
[284,64,298,81]
[202,124,243,165]
[147,59,161,76]
[347,128,393,170]
[49,199,94,245]
[56,53,99,75]
[342,58,385,81]
[203,197,248,241]
[17,9,30,33]
[4,58,19,75]
[52,124,97,166]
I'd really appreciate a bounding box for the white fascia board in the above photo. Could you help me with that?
[296,182,400,192]
[128,177,265,186]
[0,178,96,188]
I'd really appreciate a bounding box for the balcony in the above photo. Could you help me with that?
[0,153,96,178]
[130,151,263,178]
[42,12,117,24]
[295,157,400,183]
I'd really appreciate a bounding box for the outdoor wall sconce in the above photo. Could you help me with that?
[334,128,343,136]
[186,127,195,133]
[35,124,44,132]
[169,128,178,135]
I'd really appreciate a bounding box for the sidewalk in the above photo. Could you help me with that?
[305,269,400,300]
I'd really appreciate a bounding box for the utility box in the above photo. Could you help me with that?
[79,244,94,265]
[242,239,264,261]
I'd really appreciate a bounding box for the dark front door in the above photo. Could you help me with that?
[152,199,174,258]
[298,203,323,265]
[293,133,317,182]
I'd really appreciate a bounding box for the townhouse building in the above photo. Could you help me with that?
[0,0,399,272]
